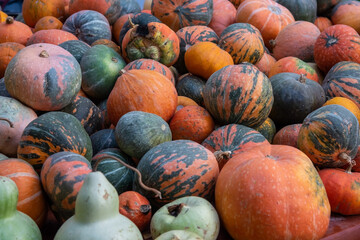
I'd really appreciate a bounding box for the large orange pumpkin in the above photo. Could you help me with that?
[215,144,331,240]
[331,0,360,34]
[22,0,66,27]
[0,16,33,45]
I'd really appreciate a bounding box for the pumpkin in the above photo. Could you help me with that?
[268,57,320,83]
[174,25,219,74]
[208,0,236,37]
[202,124,270,170]
[0,42,25,79]
[203,63,274,128]
[17,111,93,172]
[275,0,317,22]
[319,168,360,215]
[122,21,180,67]
[0,10,8,23]
[107,69,178,125]
[322,61,360,109]
[272,123,302,148]
[215,144,331,240]
[184,42,233,79]
[123,58,175,85]
[41,151,92,222]
[314,24,360,73]
[170,105,215,143]
[112,13,134,44]
[61,96,103,136]
[91,148,135,195]
[270,21,320,62]
[175,73,206,106]
[235,0,295,49]
[297,104,359,169]
[155,230,203,240]
[0,158,47,227]
[317,0,341,16]
[253,117,276,143]
[91,39,121,54]
[331,1,360,34]
[62,10,112,45]
[68,0,141,25]
[26,29,78,45]
[151,0,213,32]
[133,140,219,208]
[314,17,333,32]
[218,23,265,65]
[5,43,81,111]
[0,176,42,240]
[97,99,112,129]
[115,111,172,160]
[34,16,63,32]
[323,97,360,125]
[0,17,33,45]
[118,191,152,232]
[22,0,66,27]
[177,96,198,111]
[58,40,91,63]
[254,52,276,77]
[80,44,126,100]
[90,129,118,156]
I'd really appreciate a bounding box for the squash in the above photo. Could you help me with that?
[331,0,360,34]
[275,0,317,22]
[54,172,143,239]
[253,117,276,143]
[91,39,121,54]
[59,40,90,64]
[0,176,42,240]
[34,16,63,32]
[176,73,205,106]
[317,0,341,16]
[0,16,33,45]
[112,13,135,44]
[22,0,66,27]
[0,10,8,23]
[215,144,330,240]
[208,0,236,37]
[272,123,302,148]
[177,96,198,111]
[323,97,360,125]
[314,17,333,32]
[0,42,25,78]
[155,230,203,240]
[26,29,78,46]
[254,52,276,77]
[90,129,118,156]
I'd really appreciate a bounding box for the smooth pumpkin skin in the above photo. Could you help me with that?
[314,17,333,32]
[0,42,25,80]
[275,0,317,22]
[273,123,302,148]
[34,16,63,32]
[254,52,276,77]
[323,97,360,125]
[331,0,360,34]
[319,168,360,215]
[177,96,198,111]
[5,43,81,111]
[215,144,331,240]
[59,40,91,63]
[0,17,33,45]
[297,104,359,169]
[26,29,79,46]
[0,158,47,227]
[22,0,66,27]
[0,11,8,23]
[208,0,236,37]
[90,129,118,156]
[176,73,206,106]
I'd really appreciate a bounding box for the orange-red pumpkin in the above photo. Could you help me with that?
[208,0,236,37]
[112,13,134,44]
[0,42,25,79]
[34,16,63,32]
[0,10,7,23]
[22,0,66,27]
[0,16,33,45]
[26,29,78,46]
[254,52,276,77]
[273,124,302,148]
[314,17,333,32]
[331,0,360,34]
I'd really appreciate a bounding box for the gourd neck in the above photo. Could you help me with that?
[0,177,18,219]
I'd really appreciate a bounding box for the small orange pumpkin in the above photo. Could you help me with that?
[26,29,78,46]
[34,16,63,32]
[314,17,333,32]
[0,42,25,78]
[22,0,66,27]
[0,17,33,45]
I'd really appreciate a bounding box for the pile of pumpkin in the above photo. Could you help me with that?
[2,0,360,239]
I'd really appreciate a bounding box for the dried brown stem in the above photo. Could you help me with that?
[339,152,355,173]
[0,117,14,128]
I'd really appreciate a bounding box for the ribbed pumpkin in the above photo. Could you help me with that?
[169,105,215,143]
[202,124,270,170]
[273,123,302,148]
[208,0,236,37]
[254,52,276,77]
[34,16,63,32]
[123,58,175,85]
[91,148,135,194]
[175,25,219,74]
[314,24,360,73]
[5,43,81,111]
[275,0,317,22]
[269,73,326,126]
[314,17,333,32]
[62,10,111,45]
[218,23,265,65]
[297,104,359,169]
[107,69,178,125]
[90,129,118,156]
[322,61,360,109]
[68,0,141,25]
[0,10,8,23]
[323,97,360,125]
[122,21,180,67]
[17,111,93,172]
[26,29,78,46]
[215,144,331,240]
[0,42,25,79]
[133,140,219,208]
[58,40,91,63]
[270,21,320,62]
[41,151,92,222]
[319,168,360,215]
[331,1,360,34]
[151,0,213,32]
[185,42,234,79]
[22,0,66,27]
[268,57,320,83]
[0,158,47,227]
[175,73,206,106]
[235,0,295,49]
[0,17,33,45]
[115,111,172,160]
[203,63,274,128]
[253,117,276,143]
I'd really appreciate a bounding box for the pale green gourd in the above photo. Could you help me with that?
[155,230,204,240]
[54,171,143,240]
[0,176,42,240]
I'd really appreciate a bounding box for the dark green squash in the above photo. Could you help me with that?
[59,40,91,63]
[276,0,317,22]
[90,129,118,156]
[176,73,206,106]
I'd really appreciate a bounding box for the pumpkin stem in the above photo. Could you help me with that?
[5,16,14,24]
[214,150,231,161]
[339,152,355,173]
[128,15,136,29]
[299,74,307,83]
[93,155,162,199]
[269,39,276,48]
[167,203,185,217]
[39,50,49,58]
[0,117,14,128]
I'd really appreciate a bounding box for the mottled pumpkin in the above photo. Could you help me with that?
[253,117,276,143]
[273,123,301,148]
[34,16,63,32]
[112,13,135,44]
[208,0,236,37]
[175,73,206,106]
[22,0,66,27]
[331,1,360,34]
[323,97,360,125]
[0,17,33,45]
[0,42,25,79]
[26,29,78,46]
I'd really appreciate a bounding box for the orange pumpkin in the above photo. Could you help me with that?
[254,52,276,77]
[215,144,331,240]
[314,17,333,32]
[22,0,66,27]
[0,10,8,23]
[0,42,25,78]
[0,158,48,227]
[235,0,295,49]
[185,42,234,79]
[26,29,78,46]
[177,96,198,111]
[107,69,178,125]
[208,0,236,37]
[34,16,63,32]
[112,13,134,44]
[272,123,302,148]
[331,0,360,34]
[0,17,33,45]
